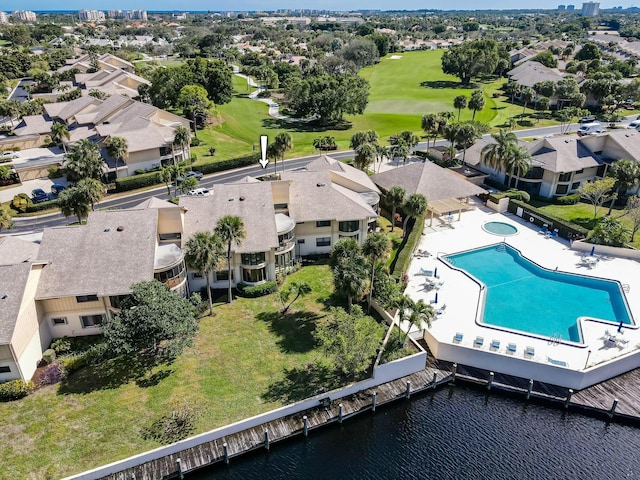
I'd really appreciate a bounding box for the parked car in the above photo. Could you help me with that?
[628,120,640,129]
[176,170,203,183]
[578,116,596,124]
[577,122,603,136]
[50,184,66,196]
[187,187,211,196]
[31,188,49,203]
[0,151,19,160]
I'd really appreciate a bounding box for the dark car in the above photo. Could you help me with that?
[51,184,66,196]
[578,116,596,124]
[31,188,49,203]
[177,170,203,183]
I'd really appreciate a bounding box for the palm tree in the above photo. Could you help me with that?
[65,139,104,181]
[279,281,312,314]
[105,136,128,180]
[468,89,485,120]
[50,122,70,153]
[363,232,391,313]
[169,164,186,197]
[481,129,519,185]
[392,294,413,344]
[420,113,438,151]
[184,231,225,315]
[504,145,532,189]
[267,142,281,175]
[402,193,428,238]
[332,255,370,313]
[520,87,536,115]
[76,178,104,211]
[453,95,468,122]
[58,186,92,225]
[386,186,406,232]
[354,143,376,171]
[215,215,246,303]
[160,167,172,196]
[374,143,389,174]
[607,159,640,215]
[407,298,435,333]
[173,125,191,165]
[455,123,480,164]
[330,237,361,268]
[274,132,293,172]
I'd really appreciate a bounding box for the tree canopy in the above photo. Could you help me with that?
[441,40,501,85]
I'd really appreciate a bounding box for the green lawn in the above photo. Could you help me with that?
[0,264,336,479]
[193,50,559,163]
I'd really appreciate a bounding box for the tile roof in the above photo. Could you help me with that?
[180,182,278,253]
[0,263,32,344]
[370,161,486,202]
[35,210,157,299]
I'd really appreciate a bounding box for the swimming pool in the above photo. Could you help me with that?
[444,244,633,343]
[482,221,518,236]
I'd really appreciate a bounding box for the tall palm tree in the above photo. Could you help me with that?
[354,143,376,171]
[504,145,532,189]
[169,164,186,197]
[215,215,246,303]
[407,298,435,333]
[481,129,519,185]
[274,132,293,172]
[374,143,389,174]
[402,193,428,238]
[453,95,468,122]
[363,232,391,313]
[50,122,70,153]
[332,255,370,313]
[160,167,172,196]
[184,231,225,315]
[520,87,536,115]
[386,186,406,232]
[173,125,191,165]
[455,123,480,164]
[105,136,128,179]
[76,178,104,211]
[392,294,413,344]
[58,186,91,225]
[64,138,104,181]
[468,89,485,120]
[420,113,438,151]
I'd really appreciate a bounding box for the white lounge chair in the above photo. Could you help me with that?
[453,332,463,343]
[436,304,447,315]
[490,339,500,350]
[507,343,517,354]
[524,346,535,358]
[474,336,484,347]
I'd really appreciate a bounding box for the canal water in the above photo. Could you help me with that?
[190,385,640,480]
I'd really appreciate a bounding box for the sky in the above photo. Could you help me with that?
[4,1,640,12]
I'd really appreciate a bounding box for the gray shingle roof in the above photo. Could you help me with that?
[35,210,157,299]
[0,263,32,344]
[370,161,486,202]
[0,236,40,266]
[304,155,380,193]
[528,136,600,173]
[180,183,278,253]
[43,96,99,123]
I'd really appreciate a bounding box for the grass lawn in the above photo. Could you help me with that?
[191,50,559,163]
[0,264,337,479]
[534,201,640,249]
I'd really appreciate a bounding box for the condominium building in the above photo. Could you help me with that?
[12,10,36,22]
[78,10,106,22]
[581,1,600,16]
[107,9,147,20]
[0,12,9,24]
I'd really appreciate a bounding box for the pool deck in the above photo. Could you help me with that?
[404,201,640,387]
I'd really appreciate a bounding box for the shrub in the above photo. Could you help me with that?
[47,165,64,178]
[208,147,216,156]
[11,193,31,213]
[134,169,145,175]
[190,138,201,147]
[115,171,162,192]
[557,194,580,205]
[50,337,72,355]
[0,380,33,401]
[390,216,425,278]
[237,281,278,297]
[41,348,56,365]
[192,154,260,175]
[26,199,58,213]
[58,354,87,374]
[35,363,66,386]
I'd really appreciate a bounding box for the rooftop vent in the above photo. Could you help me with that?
[1,294,7,300]
[104,227,111,232]
[228,198,234,202]
[316,182,326,187]
[116,226,124,232]
[239,196,246,201]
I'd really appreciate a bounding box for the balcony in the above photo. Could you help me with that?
[338,220,360,233]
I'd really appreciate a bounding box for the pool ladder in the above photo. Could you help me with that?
[496,244,506,252]
[548,333,562,345]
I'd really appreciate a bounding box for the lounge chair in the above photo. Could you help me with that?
[474,336,484,347]
[550,229,559,238]
[507,343,517,354]
[490,339,500,350]
[436,304,447,315]
[524,346,535,358]
[619,338,630,347]
[538,224,549,235]
[453,332,463,343]
[418,267,434,276]
[547,357,568,367]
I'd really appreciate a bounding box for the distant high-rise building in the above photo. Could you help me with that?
[558,4,566,9]
[567,4,575,10]
[581,1,600,15]
[78,10,105,21]
[108,9,124,19]
[124,10,147,21]
[0,12,8,24]
[12,10,36,22]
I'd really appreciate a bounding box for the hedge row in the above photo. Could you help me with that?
[115,171,163,192]
[0,380,33,402]
[390,215,425,278]
[237,281,278,297]
[26,199,59,213]
[508,199,590,239]
[192,153,260,175]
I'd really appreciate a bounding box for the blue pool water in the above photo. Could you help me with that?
[483,221,518,236]
[444,244,632,342]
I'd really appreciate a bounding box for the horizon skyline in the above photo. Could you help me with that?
[4,2,640,13]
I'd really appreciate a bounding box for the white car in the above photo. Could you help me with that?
[0,151,19,160]
[627,120,640,129]
[187,187,211,196]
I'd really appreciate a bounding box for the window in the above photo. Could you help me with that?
[159,146,172,157]
[109,295,130,309]
[242,267,267,283]
[316,237,331,247]
[154,262,186,283]
[524,167,544,180]
[575,169,584,174]
[0,366,10,373]
[215,270,232,282]
[558,172,572,182]
[241,252,266,265]
[316,220,331,227]
[192,272,203,279]
[76,294,98,303]
[51,317,67,326]
[297,239,305,244]
[596,165,607,178]
[555,184,569,195]
[338,220,359,233]
[571,182,581,190]
[159,232,181,241]
[274,203,288,210]
[81,314,105,328]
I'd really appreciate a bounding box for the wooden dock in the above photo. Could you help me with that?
[101,358,453,480]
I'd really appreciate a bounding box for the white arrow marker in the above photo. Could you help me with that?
[259,135,269,168]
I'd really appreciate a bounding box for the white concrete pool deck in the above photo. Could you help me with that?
[405,201,640,375]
